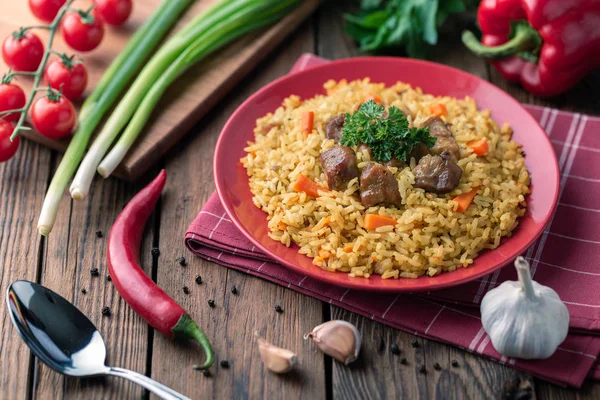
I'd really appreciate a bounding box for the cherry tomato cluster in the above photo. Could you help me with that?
[0,0,133,163]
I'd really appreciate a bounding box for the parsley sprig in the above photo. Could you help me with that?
[340,100,435,162]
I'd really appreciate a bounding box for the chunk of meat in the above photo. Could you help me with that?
[413,150,462,194]
[325,114,345,142]
[422,116,460,159]
[359,163,402,207]
[320,146,359,191]
[408,143,430,163]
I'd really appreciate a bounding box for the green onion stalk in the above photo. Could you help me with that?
[37,0,194,236]
[71,0,301,198]
[70,0,245,199]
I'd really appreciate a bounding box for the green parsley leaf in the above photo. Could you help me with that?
[344,0,474,59]
[340,100,436,162]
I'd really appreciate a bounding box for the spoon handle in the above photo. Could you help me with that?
[106,367,191,400]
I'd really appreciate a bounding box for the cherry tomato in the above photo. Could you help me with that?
[0,120,19,163]
[61,10,104,52]
[31,94,76,140]
[94,0,133,26]
[0,83,26,122]
[28,0,67,23]
[45,58,88,100]
[2,32,44,72]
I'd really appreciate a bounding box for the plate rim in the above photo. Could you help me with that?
[214,56,560,292]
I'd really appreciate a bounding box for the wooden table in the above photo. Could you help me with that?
[1,2,599,399]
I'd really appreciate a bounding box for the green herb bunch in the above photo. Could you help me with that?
[340,100,435,162]
[345,0,476,58]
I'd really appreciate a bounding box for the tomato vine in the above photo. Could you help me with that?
[0,0,76,141]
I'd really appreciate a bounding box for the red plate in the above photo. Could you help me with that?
[214,57,559,292]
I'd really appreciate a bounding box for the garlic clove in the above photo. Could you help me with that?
[256,333,297,374]
[305,320,361,365]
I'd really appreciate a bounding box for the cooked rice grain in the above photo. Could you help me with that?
[242,79,530,279]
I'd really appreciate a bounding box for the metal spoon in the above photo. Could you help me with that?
[6,280,191,400]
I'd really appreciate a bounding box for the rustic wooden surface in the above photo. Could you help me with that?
[1,1,599,399]
[0,0,319,181]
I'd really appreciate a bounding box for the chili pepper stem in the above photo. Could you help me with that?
[172,314,214,369]
[462,20,542,61]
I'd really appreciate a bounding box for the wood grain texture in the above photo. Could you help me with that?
[0,140,51,400]
[0,0,320,181]
[148,19,326,400]
[30,170,156,399]
[0,2,599,399]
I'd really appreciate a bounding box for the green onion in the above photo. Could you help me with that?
[97,0,300,178]
[71,0,266,199]
[37,0,194,236]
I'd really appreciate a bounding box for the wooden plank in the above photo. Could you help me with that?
[0,141,51,400]
[30,169,157,398]
[0,0,320,181]
[149,18,326,400]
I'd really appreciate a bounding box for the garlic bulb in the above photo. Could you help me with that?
[305,320,361,364]
[255,333,297,373]
[480,256,569,359]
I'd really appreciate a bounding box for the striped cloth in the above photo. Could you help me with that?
[185,54,600,387]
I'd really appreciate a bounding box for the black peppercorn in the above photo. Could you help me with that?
[177,257,187,266]
[183,286,190,295]
[400,358,408,365]
[151,248,160,257]
[195,275,202,284]
[419,365,426,374]
[95,230,103,238]
[202,370,211,377]
[81,288,87,294]
[90,267,99,277]
[231,285,238,295]
[106,275,112,282]
[410,339,420,348]
[208,299,215,307]
[101,306,111,317]
[451,360,459,368]
[220,360,230,369]
[274,305,283,313]
[433,362,441,371]
[390,343,400,355]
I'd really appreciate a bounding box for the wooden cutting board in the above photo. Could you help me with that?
[0,0,320,181]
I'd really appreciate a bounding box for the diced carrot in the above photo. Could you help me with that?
[427,103,447,117]
[371,255,377,261]
[250,151,256,158]
[363,214,397,229]
[319,249,331,259]
[468,138,489,156]
[301,111,314,133]
[453,186,480,212]
[292,174,327,198]
[278,221,287,230]
[343,244,354,253]
[365,93,382,104]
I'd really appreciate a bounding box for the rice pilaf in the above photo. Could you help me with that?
[241,79,530,279]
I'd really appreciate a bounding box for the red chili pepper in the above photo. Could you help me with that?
[462,0,600,97]
[107,170,214,369]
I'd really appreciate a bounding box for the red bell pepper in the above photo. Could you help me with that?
[462,0,600,97]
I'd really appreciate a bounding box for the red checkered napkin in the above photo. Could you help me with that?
[185,54,600,387]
